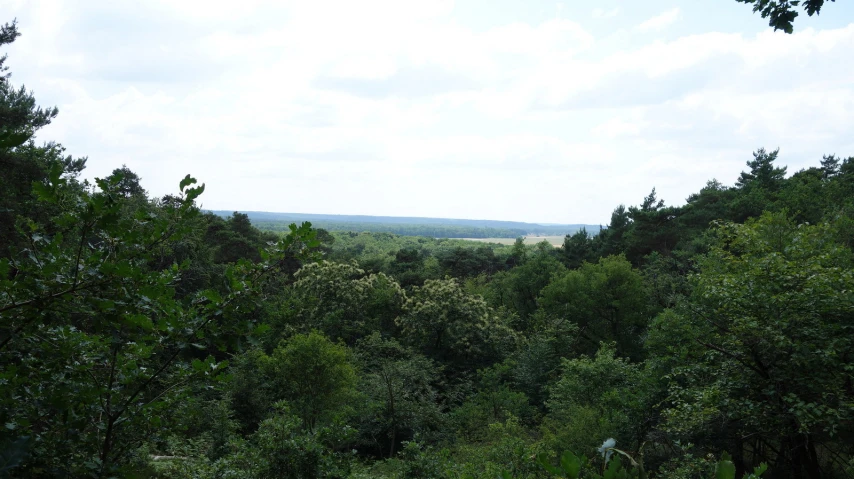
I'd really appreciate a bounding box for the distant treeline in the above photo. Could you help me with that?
[253,220,533,238]
[208,211,594,238]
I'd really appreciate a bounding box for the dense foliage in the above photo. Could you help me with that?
[2,17,854,479]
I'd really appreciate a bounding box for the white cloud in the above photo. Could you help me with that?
[2,0,853,224]
[592,7,621,19]
[636,8,681,33]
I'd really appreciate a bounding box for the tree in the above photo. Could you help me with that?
[0,166,320,475]
[355,333,442,457]
[450,360,533,442]
[389,247,428,287]
[398,278,517,367]
[776,167,827,224]
[437,245,501,278]
[263,331,358,433]
[544,343,653,454]
[110,164,147,198]
[0,20,20,81]
[561,228,596,269]
[287,261,407,343]
[539,255,652,360]
[625,188,681,264]
[731,148,788,222]
[649,212,854,478]
[487,246,566,321]
[598,205,631,257]
[678,179,736,240]
[0,20,76,258]
[736,0,836,33]
[736,148,787,191]
[820,154,840,179]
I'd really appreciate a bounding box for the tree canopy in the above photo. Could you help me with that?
[2,13,854,479]
[737,0,837,33]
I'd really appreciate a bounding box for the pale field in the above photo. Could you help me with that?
[460,236,565,247]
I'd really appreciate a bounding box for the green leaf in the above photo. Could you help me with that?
[31,181,55,203]
[125,314,154,331]
[184,184,205,202]
[201,289,222,304]
[535,453,562,475]
[560,451,582,479]
[716,458,736,479]
[751,463,768,477]
[0,130,32,148]
[191,359,206,372]
[604,456,622,479]
[179,175,197,191]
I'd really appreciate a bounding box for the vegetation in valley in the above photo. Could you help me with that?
[2,12,854,479]
[208,211,594,239]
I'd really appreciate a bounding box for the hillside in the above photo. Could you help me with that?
[207,210,599,238]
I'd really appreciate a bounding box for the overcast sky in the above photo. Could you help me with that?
[4,0,854,224]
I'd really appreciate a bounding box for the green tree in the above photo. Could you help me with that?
[736,148,787,191]
[544,343,653,456]
[110,164,147,198]
[450,360,533,442]
[736,0,836,33]
[730,148,788,222]
[286,261,406,343]
[437,245,501,278]
[598,205,631,257]
[0,171,319,476]
[624,188,681,264]
[677,179,736,242]
[487,245,566,322]
[649,212,854,478]
[398,278,517,367]
[263,331,358,433]
[561,228,597,269]
[0,20,81,258]
[249,402,353,479]
[355,333,443,457]
[539,255,652,360]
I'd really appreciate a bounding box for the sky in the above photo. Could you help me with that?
[3,0,854,225]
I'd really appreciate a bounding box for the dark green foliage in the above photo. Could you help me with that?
[437,245,503,278]
[539,256,653,360]
[450,361,534,442]
[5,16,854,478]
[736,0,834,33]
[543,344,656,455]
[486,243,565,321]
[561,228,597,269]
[624,189,681,264]
[355,333,443,457]
[110,164,147,198]
[0,23,73,259]
[649,213,854,476]
[399,277,517,367]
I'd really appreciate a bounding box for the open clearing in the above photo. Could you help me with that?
[460,236,565,247]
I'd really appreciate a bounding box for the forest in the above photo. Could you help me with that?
[206,211,593,240]
[2,4,854,479]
